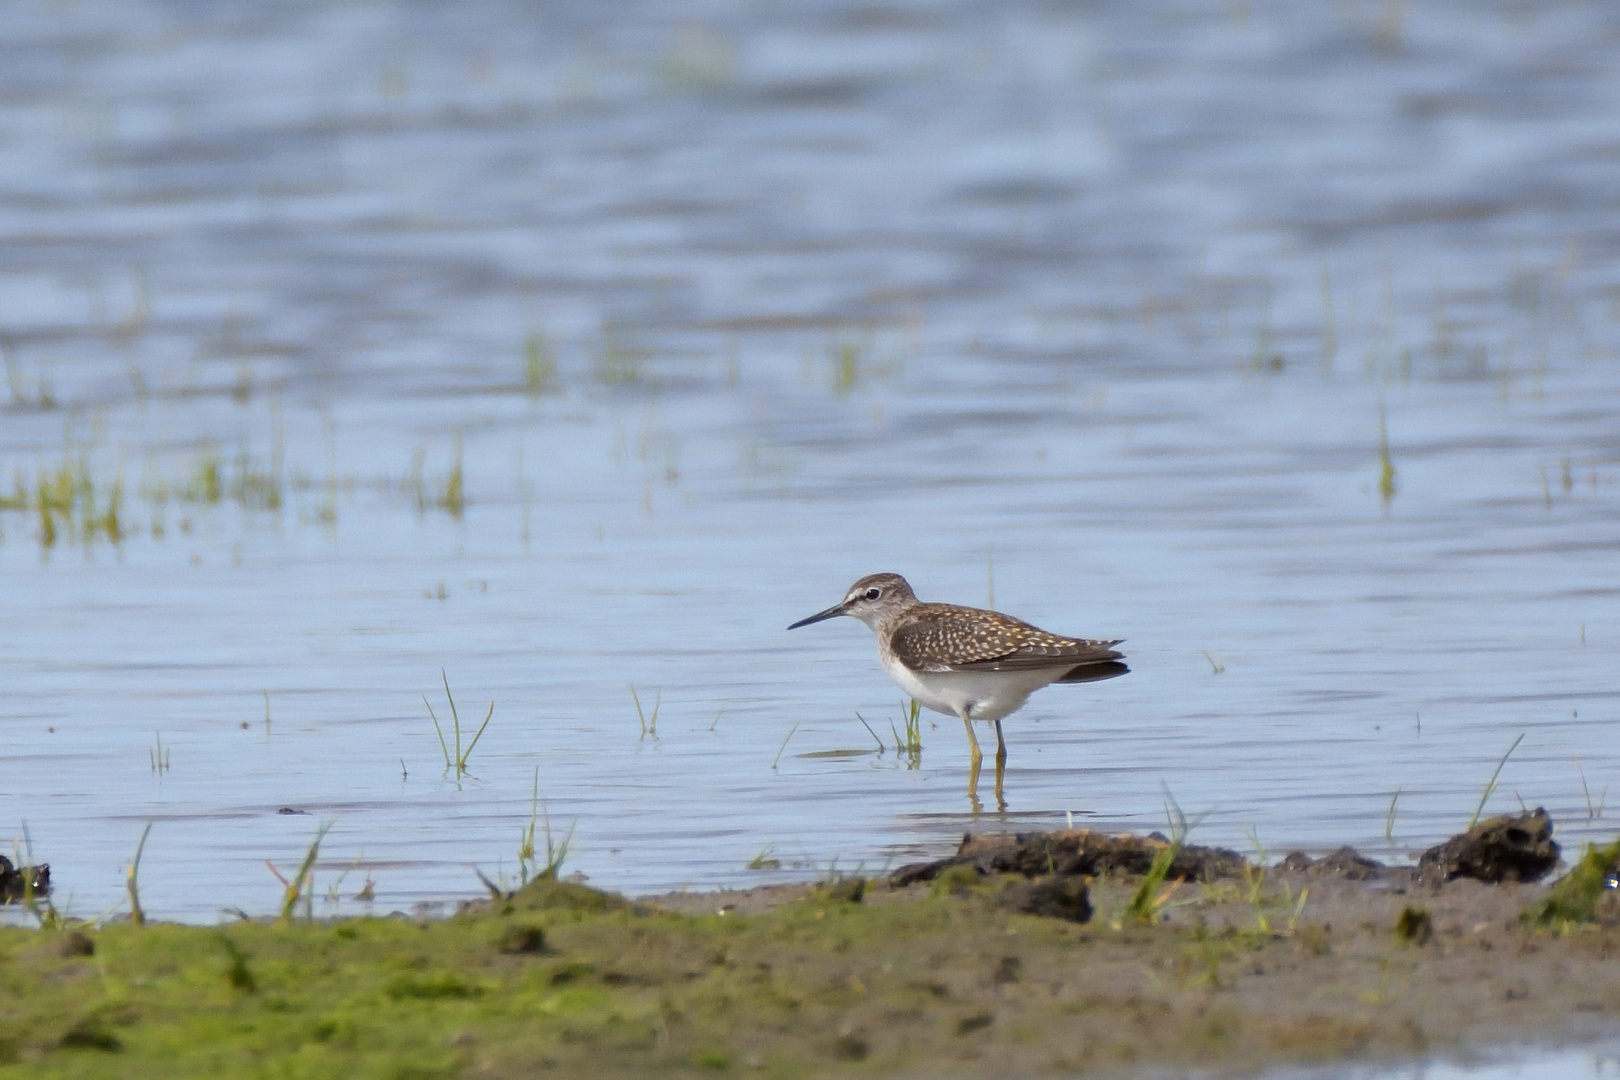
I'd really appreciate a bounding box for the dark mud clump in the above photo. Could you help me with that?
[890,827,1248,888]
[1418,808,1560,885]
[999,875,1093,922]
[0,855,50,903]
[1280,847,1388,880]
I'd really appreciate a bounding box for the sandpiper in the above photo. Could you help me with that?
[788,572,1128,808]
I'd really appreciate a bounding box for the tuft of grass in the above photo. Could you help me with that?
[1577,760,1607,823]
[1377,407,1397,504]
[128,822,153,925]
[1,337,56,409]
[631,685,660,739]
[218,933,256,992]
[829,340,861,395]
[272,821,334,923]
[1467,733,1525,830]
[1394,906,1433,946]
[149,732,171,775]
[408,444,466,519]
[424,671,495,779]
[591,322,644,385]
[442,437,465,518]
[1123,840,1182,928]
[888,699,923,769]
[524,333,559,395]
[232,447,282,510]
[186,448,223,504]
[517,768,574,886]
[1385,790,1400,841]
[1121,801,1190,928]
[11,455,126,548]
[1523,838,1620,929]
[1241,831,1308,935]
[747,846,781,871]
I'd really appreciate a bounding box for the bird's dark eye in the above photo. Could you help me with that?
[864,587,881,600]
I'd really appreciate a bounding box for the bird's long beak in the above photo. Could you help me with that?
[787,603,847,630]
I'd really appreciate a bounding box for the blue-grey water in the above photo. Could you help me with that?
[1,0,1617,963]
[1278,1041,1620,1080]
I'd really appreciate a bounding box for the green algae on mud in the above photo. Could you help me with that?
[4,855,1620,1080]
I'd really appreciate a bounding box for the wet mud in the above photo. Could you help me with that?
[3,816,1617,1078]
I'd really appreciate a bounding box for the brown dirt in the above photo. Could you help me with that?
[639,817,1620,1077]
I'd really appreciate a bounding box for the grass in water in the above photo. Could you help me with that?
[424,671,496,779]
[1468,733,1525,830]
[889,699,923,768]
[524,332,559,395]
[6,455,127,548]
[149,733,170,775]
[1377,406,1397,504]
[855,712,884,752]
[128,822,154,926]
[1577,759,1607,822]
[772,722,800,770]
[592,322,644,385]
[631,685,660,739]
[443,436,465,518]
[270,821,334,923]
[516,768,573,886]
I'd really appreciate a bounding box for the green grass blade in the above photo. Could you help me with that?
[424,696,450,770]
[1468,733,1525,830]
[128,822,154,926]
[459,701,496,768]
[280,821,334,923]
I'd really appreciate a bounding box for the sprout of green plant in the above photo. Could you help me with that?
[424,672,495,779]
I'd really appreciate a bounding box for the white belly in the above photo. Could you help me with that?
[878,653,1062,724]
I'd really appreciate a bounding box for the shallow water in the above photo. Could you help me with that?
[1301,1040,1620,1080]
[1,0,1617,922]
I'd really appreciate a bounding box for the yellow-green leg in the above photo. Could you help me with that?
[960,711,983,802]
[993,720,1008,809]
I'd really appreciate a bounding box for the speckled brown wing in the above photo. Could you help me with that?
[888,603,1125,673]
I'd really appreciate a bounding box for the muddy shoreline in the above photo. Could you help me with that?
[3,813,1617,1078]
